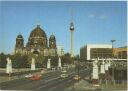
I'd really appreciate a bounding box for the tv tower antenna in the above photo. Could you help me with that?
[69,9,75,58]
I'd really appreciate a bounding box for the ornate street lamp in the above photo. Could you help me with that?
[110,40,116,85]
[111,40,116,58]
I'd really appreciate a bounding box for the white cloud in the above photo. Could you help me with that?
[88,14,107,20]
[88,14,95,18]
[99,15,107,19]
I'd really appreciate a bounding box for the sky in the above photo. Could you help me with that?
[0,1,127,55]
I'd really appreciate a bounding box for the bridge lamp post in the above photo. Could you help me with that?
[111,40,116,84]
[111,40,116,57]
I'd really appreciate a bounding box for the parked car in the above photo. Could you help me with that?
[25,74,33,78]
[30,74,41,80]
[52,67,56,71]
[73,75,80,80]
[60,74,68,78]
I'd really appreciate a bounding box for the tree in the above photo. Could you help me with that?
[35,54,45,68]
[50,56,58,67]
[75,54,80,61]
[61,53,73,65]
[0,53,7,68]
[11,54,29,68]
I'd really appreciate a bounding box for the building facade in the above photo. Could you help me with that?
[113,47,127,59]
[15,25,57,57]
[80,44,112,60]
[80,44,127,61]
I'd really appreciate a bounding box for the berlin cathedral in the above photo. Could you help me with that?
[15,25,57,57]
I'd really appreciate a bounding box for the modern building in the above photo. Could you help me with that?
[80,44,112,60]
[113,47,127,59]
[15,25,57,57]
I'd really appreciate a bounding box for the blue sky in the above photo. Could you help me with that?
[0,1,127,55]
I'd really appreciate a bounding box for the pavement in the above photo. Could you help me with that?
[0,68,33,73]
[66,80,95,91]
[100,83,127,91]
[65,76,101,91]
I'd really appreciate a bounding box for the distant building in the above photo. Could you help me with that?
[15,25,57,57]
[80,44,112,60]
[57,45,64,56]
[113,47,127,59]
[80,44,128,61]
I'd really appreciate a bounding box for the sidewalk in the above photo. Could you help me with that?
[0,68,43,74]
[65,79,127,91]
[100,83,127,91]
[66,79,100,91]
[0,68,32,73]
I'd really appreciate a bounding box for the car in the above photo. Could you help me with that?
[41,70,45,74]
[52,68,56,71]
[25,74,33,78]
[60,74,68,78]
[30,74,41,80]
[73,75,80,80]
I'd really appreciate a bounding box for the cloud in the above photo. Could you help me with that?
[88,13,107,20]
[88,14,95,18]
[99,15,107,19]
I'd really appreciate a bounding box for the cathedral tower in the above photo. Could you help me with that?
[49,33,56,49]
[49,33,57,56]
[15,34,24,54]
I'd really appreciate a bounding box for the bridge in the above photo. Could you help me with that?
[91,58,127,61]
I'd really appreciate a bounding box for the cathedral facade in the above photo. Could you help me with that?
[15,25,57,57]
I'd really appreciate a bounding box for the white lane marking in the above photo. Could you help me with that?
[37,72,76,90]
[37,77,61,89]
[47,79,73,91]
[45,77,60,82]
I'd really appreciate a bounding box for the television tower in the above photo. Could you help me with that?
[70,11,74,58]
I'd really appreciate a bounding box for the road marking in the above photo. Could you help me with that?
[37,71,77,90]
[46,78,73,91]
[37,77,61,89]
[45,77,60,82]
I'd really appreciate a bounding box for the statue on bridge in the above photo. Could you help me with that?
[6,57,12,74]
[92,58,99,85]
[31,58,36,70]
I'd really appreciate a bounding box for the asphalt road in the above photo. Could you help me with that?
[0,68,90,91]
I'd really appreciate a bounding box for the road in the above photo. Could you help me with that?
[0,67,90,91]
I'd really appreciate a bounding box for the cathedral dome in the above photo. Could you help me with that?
[17,34,23,39]
[30,25,47,38]
[27,25,48,48]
